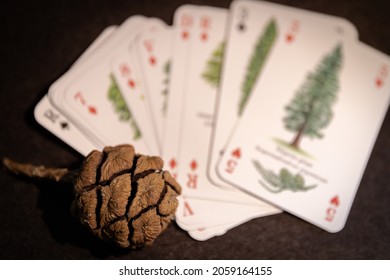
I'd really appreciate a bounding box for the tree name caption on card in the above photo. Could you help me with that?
[254,144,328,187]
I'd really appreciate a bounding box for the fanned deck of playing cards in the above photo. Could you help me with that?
[34,0,390,240]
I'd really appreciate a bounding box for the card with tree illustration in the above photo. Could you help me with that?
[110,18,165,156]
[217,20,390,232]
[207,0,359,191]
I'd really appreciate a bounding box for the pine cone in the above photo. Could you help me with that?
[71,144,181,248]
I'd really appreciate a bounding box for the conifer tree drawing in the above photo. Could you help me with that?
[283,44,343,150]
[161,60,170,115]
[201,42,224,87]
[107,75,141,140]
[238,18,277,116]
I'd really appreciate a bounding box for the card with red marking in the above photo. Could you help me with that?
[162,5,199,176]
[133,23,173,152]
[49,16,148,151]
[208,0,359,192]
[218,37,390,232]
[175,195,279,241]
[34,26,117,155]
[110,18,167,156]
[176,196,279,232]
[163,5,280,239]
[174,5,272,205]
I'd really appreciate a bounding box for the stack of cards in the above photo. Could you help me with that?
[34,0,390,241]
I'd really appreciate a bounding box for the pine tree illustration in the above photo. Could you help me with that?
[107,75,141,140]
[201,42,224,87]
[284,44,343,149]
[238,18,277,116]
[161,60,170,115]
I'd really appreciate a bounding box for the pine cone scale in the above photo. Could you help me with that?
[131,208,162,247]
[129,172,164,217]
[74,150,102,193]
[75,187,99,229]
[99,174,132,226]
[100,145,135,182]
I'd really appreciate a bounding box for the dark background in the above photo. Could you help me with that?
[1,0,389,259]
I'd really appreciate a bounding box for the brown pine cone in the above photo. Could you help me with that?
[71,144,181,249]
[2,144,181,248]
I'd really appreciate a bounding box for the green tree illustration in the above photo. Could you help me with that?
[284,44,343,149]
[238,18,278,116]
[252,159,316,193]
[107,75,141,140]
[201,42,224,87]
[161,60,170,115]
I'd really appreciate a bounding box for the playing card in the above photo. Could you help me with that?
[133,23,173,153]
[162,5,199,177]
[47,22,134,149]
[174,5,276,205]
[73,26,118,67]
[34,96,98,156]
[188,223,234,241]
[188,218,257,241]
[49,16,148,152]
[34,26,117,156]
[175,6,226,197]
[208,0,359,190]
[110,18,167,156]
[188,224,232,241]
[218,34,390,232]
[175,196,279,230]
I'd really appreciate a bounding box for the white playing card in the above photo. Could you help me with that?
[208,0,359,191]
[110,19,167,156]
[48,22,134,149]
[188,225,231,241]
[49,16,146,151]
[34,26,117,156]
[133,23,173,153]
[57,17,154,154]
[218,33,390,232]
[166,6,281,240]
[176,196,279,231]
[175,6,226,197]
[73,26,118,68]
[175,5,276,206]
[188,217,258,241]
[162,5,199,178]
[34,96,98,156]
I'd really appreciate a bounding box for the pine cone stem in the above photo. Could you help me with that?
[2,157,78,183]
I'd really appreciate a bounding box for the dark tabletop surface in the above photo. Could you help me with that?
[1,0,389,259]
